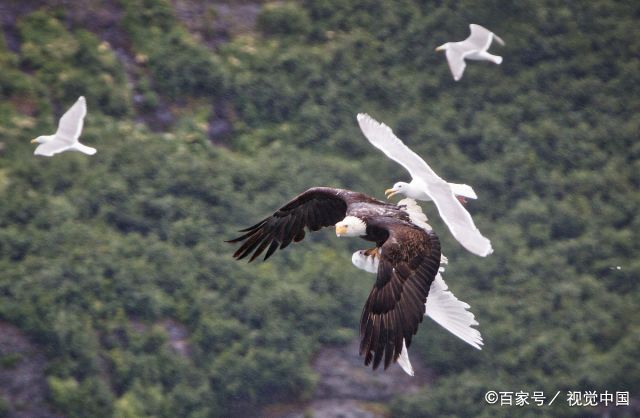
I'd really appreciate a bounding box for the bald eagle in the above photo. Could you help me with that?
[228,187,441,371]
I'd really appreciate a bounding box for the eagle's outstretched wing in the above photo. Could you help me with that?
[228,187,348,262]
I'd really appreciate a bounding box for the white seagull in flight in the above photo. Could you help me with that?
[357,113,493,257]
[32,96,96,157]
[435,24,505,81]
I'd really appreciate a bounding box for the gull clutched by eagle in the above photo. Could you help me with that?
[31,96,96,157]
[435,24,505,81]
[357,113,493,257]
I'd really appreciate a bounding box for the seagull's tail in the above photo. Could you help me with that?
[449,183,477,200]
[74,143,97,155]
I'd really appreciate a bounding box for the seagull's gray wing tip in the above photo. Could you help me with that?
[493,33,506,46]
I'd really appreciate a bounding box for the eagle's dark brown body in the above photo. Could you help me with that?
[228,187,441,371]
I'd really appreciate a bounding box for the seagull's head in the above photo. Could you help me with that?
[335,216,367,238]
[385,182,410,199]
[435,43,450,52]
[31,135,48,144]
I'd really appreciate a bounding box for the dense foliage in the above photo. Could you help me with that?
[0,0,637,417]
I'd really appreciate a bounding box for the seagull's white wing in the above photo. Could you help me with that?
[34,140,72,157]
[357,114,493,256]
[55,96,86,145]
[425,273,483,349]
[466,24,494,51]
[396,283,483,376]
[491,32,505,46]
[358,113,443,187]
[444,47,467,81]
[426,181,492,255]
[468,24,505,48]
[397,197,432,231]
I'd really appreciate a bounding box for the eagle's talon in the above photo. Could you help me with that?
[363,247,379,258]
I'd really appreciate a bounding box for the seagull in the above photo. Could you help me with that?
[435,24,505,81]
[31,96,96,157]
[357,113,493,257]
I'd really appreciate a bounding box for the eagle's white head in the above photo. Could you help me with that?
[335,216,366,237]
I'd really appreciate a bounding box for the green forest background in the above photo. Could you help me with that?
[0,0,638,417]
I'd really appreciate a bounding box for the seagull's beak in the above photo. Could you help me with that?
[435,45,445,52]
[335,225,348,236]
[30,138,38,144]
[385,188,398,199]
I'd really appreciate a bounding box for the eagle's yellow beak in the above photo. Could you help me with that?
[335,225,348,236]
[435,45,445,52]
[30,138,38,143]
[385,188,398,199]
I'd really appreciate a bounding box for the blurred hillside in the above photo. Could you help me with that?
[0,1,638,417]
